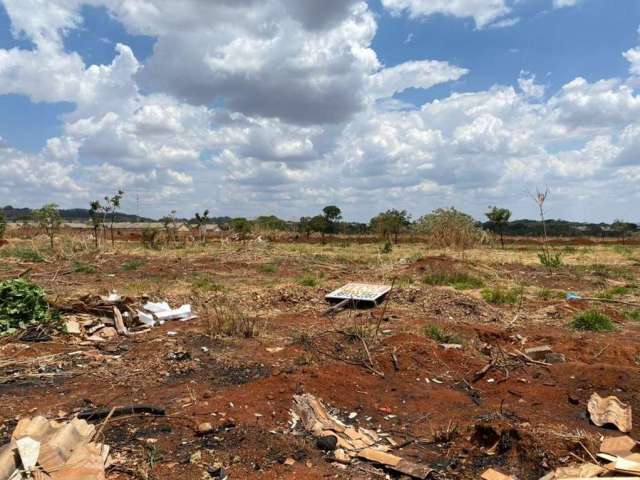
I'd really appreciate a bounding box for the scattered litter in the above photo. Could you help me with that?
[266,347,284,353]
[587,392,632,432]
[565,292,582,301]
[0,416,110,479]
[290,394,432,479]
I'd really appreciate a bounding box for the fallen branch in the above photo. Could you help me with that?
[78,405,165,421]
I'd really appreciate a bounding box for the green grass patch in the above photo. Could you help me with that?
[191,275,225,292]
[423,324,463,344]
[72,261,97,274]
[0,246,44,263]
[570,310,614,332]
[623,308,640,322]
[259,263,278,274]
[481,286,523,305]
[122,259,145,271]
[297,272,320,287]
[596,285,633,299]
[422,271,484,290]
[536,287,563,300]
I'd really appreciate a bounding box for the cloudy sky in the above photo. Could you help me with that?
[0,0,639,222]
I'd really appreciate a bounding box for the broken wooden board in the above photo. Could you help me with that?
[481,468,514,480]
[357,448,432,479]
[588,392,632,433]
[325,283,391,305]
[291,394,430,479]
[601,435,636,457]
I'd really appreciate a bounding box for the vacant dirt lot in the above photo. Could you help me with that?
[1,237,639,479]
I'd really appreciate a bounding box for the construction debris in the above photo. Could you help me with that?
[59,293,195,341]
[0,416,110,480]
[290,393,432,479]
[481,468,514,480]
[587,392,632,433]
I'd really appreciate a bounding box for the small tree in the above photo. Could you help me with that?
[415,207,482,251]
[33,203,62,249]
[309,215,329,244]
[531,188,562,269]
[612,219,634,245]
[0,211,6,241]
[322,205,342,235]
[485,206,512,249]
[193,210,210,243]
[370,209,412,243]
[231,217,252,240]
[162,210,179,244]
[299,217,313,239]
[89,200,105,249]
[105,190,124,246]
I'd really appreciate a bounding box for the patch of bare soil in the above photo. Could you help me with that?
[1,242,639,479]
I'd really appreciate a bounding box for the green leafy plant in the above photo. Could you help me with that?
[485,206,511,249]
[481,286,523,305]
[0,279,60,335]
[423,324,463,344]
[570,310,614,332]
[423,270,484,290]
[381,239,393,254]
[538,250,563,268]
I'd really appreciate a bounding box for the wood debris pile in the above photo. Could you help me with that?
[57,293,194,342]
[290,393,432,479]
[0,416,110,480]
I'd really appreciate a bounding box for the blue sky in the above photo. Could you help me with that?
[0,0,639,222]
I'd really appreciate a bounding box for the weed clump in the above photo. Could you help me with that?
[570,310,614,332]
[481,286,523,305]
[0,278,60,335]
[423,270,484,290]
[423,324,463,344]
[624,309,640,321]
[192,275,225,292]
[0,246,44,263]
[122,259,145,271]
[73,261,97,274]
[206,298,262,338]
[298,273,320,287]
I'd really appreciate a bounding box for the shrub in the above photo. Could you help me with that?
[571,310,614,332]
[0,279,60,335]
[415,207,484,250]
[141,227,161,249]
[481,286,523,305]
[381,239,393,254]
[423,324,463,344]
[0,246,44,263]
[422,270,484,290]
[538,250,563,268]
